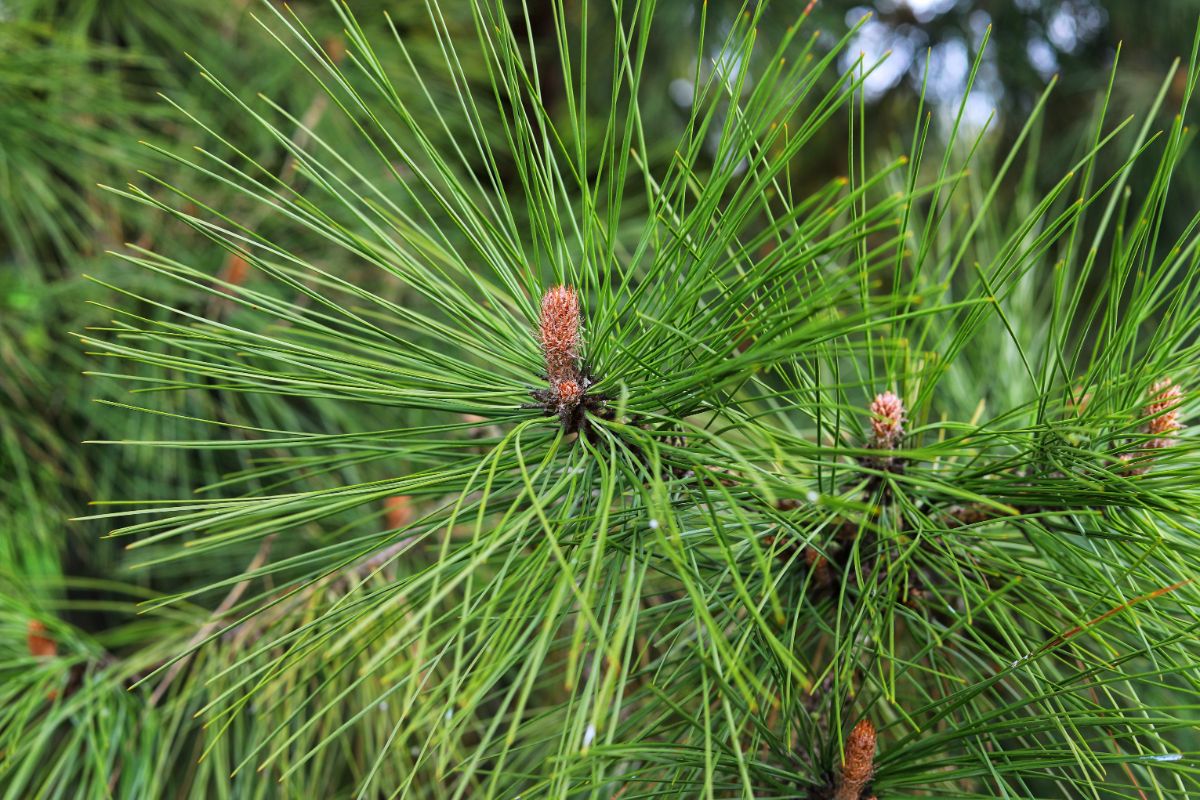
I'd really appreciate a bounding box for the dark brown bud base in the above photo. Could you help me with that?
[524,370,613,436]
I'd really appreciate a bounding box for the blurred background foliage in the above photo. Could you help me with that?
[2,0,1198,792]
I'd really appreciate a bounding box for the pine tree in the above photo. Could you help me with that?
[5,1,1200,797]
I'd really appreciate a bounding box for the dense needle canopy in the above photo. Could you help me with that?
[1,1,1199,798]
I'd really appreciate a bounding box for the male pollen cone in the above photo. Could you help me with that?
[385,495,413,530]
[27,620,56,658]
[835,719,876,800]
[539,285,581,384]
[869,391,905,449]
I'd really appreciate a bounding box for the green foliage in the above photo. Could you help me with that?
[0,22,141,265]
[4,1,1200,798]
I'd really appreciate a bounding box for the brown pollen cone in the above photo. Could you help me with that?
[539,285,581,385]
[834,719,876,800]
[384,495,413,530]
[27,620,56,658]
[526,285,610,435]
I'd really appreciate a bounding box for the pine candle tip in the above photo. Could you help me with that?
[527,285,609,435]
[869,391,905,449]
[539,285,582,385]
[835,719,877,800]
